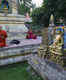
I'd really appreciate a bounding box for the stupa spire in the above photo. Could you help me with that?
[49,14,54,26]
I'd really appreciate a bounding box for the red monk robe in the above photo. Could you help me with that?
[0,29,7,47]
[26,30,37,39]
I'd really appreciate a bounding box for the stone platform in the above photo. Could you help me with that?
[0,38,42,65]
[0,13,28,33]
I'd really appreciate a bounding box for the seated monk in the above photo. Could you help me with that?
[0,26,7,47]
[26,29,37,39]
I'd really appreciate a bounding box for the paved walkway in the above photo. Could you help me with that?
[27,54,66,80]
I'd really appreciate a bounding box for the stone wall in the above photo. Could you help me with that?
[0,44,39,59]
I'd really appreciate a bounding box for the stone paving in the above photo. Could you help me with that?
[27,54,66,80]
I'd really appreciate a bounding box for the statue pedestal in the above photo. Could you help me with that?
[0,13,28,40]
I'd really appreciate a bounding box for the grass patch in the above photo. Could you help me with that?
[0,62,43,80]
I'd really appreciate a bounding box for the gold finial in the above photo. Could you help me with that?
[50,14,54,21]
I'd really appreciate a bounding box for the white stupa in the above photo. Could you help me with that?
[0,0,29,33]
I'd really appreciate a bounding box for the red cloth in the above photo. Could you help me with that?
[26,30,37,39]
[0,30,7,47]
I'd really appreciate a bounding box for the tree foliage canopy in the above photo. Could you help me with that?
[18,0,33,15]
[31,0,66,27]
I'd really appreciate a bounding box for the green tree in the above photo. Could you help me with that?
[18,0,33,15]
[31,0,66,27]
[43,0,66,21]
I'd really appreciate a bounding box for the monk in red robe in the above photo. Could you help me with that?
[0,26,7,47]
[26,29,37,39]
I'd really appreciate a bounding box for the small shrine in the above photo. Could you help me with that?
[0,0,9,9]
